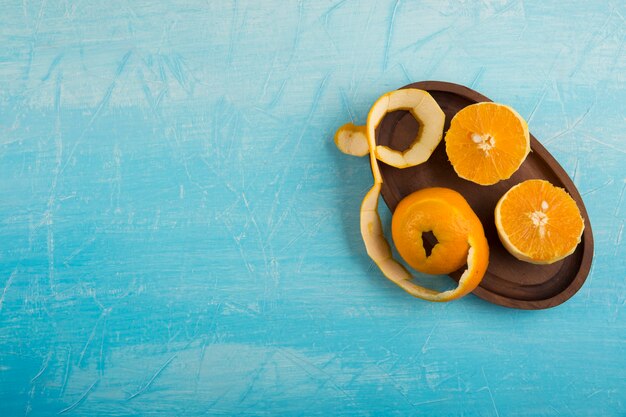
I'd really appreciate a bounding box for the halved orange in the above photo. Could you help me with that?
[445,102,530,185]
[495,179,584,264]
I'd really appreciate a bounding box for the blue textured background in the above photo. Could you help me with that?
[1,1,625,415]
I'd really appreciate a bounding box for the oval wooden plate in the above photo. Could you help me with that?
[377,81,594,309]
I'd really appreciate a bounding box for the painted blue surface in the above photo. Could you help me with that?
[1,0,625,415]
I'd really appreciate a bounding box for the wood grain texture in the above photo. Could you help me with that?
[377,81,594,310]
[0,0,624,416]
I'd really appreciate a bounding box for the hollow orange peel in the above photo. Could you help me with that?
[340,89,491,302]
[335,89,445,168]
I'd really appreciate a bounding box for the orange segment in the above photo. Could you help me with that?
[494,179,584,264]
[445,102,530,185]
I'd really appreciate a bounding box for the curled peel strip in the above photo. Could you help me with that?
[337,89,489,301]
[336,89,445,168]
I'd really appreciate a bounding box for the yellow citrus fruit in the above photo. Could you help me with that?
[495,179,584,264]
[445,102,530,185]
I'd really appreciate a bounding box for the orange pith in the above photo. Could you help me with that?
[445,102,530,185]
[495,179,584,264]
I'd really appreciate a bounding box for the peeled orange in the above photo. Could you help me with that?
[495,179,584,264]
[361,185,490,302]
[392,188,477,275]
[445,102,530,185]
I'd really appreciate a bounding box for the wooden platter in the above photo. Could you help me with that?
[377,81,594,309]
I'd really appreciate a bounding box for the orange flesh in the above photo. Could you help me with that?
[495,179,584,264]
[445,102,530,185]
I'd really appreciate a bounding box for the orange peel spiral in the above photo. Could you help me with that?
[337,89,490,301]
